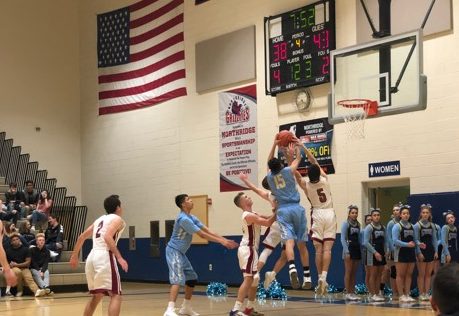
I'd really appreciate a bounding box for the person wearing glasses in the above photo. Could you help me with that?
[392,205,417,303]
[340,205,361,301]
[441,211,458,265]
[363,208,388,302]
[413,204,437,301]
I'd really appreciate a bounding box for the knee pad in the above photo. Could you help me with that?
[185,279,197,288]
[390,266,397,279]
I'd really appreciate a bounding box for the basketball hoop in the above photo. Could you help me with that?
[337,99,378,139]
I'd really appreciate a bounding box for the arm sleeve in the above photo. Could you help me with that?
[340,222,349,254]
[57,226,64,243]
[191,215,204,229]
[441,226,450,256]
[432,225,438,254]
[392,224,410,248]
[42,250,50,271]
[386,222,393,251]
[413,223,421,255]
[364,226,376,254]
[180,217,202,235]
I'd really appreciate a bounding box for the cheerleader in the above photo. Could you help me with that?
[413,204,437,301]
[441,211,458,264]
[434,222,442,273]
[340,205,361,300]
[385,204,401,298]
[363,209,387,302]
[392,205,416,303]
[362,214,372,293]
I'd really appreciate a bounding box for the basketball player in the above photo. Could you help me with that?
[441,211,458,264]
[414,204,437,301]
[0,220,17,286]
[363,208,387,302]
[70,195,128,316]
[164,194,238,316]
[266,136,309,290]
[340,205,361,301]
[230,192,276,316]
[392,205,416,303]
[294,139,336,295]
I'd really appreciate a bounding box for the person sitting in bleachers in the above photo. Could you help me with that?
[45,215,64,262]
[28,190,52,232]
[3,222,29,250]
[3,182,24,224]
[22,180,39,219]
[30,233,52,295]
[19,220,36,246]
[4,233,45,297]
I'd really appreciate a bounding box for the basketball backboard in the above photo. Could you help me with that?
[328,29,427,124]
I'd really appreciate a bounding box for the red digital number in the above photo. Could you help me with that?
[273,69,281,83]
[273,42,287,62]
[317,188,327,203]
[313,33,321,49]
[322,56,330,75]
[95,221,104,238]
[323,30,329,49]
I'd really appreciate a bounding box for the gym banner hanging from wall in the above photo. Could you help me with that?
[219,85,258,192]
[279,117,335,175]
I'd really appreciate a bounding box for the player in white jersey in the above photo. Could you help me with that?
[294,139,336,295]
[230,192,276,316]
[70,195,128,316]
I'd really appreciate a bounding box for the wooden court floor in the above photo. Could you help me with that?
[0,283,434,316]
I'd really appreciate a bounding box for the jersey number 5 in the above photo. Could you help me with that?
[95,221,104,238]
[317,188,327,203]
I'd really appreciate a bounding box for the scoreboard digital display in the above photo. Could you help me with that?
[265,0,335,95]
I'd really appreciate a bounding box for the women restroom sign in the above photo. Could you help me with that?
[369,161,400,178]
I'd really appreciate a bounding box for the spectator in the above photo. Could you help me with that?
[30,233,52,295]
[22,180,39,218]
[430,262,459,315]
[5,233,46,297]
[3,182,24,224]
[28,190,52,231]
[45,215,64,262]
[19,220,36,246]
[3,222,29,250]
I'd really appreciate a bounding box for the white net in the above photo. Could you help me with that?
[338,100,377,140]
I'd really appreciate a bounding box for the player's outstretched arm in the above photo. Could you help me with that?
[245,212,276,228]
[267,134,280,165]
[0,222,17,286]
[238,173,270,202]
[70,224,94,269]
[295,138,327,178]
[104,217,128,272]
[196,229,238,249]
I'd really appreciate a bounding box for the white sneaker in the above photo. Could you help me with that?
[345,293,354,300]
[318,279,328,295]
[178,305,200,316]
[289,269,300,289]
[16,291,23,297]
[35,289,46,297]
[405,296,416,303]
[264,271,276,289]
[399,295,407,303]
[164,309,179,316]
[302,276,312,290]
[350,294,361,301]
[371,294,385,302]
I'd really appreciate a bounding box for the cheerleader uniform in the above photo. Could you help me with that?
[441,224,459,263]
[340,220,361,260]
[393,221,416,263]
[414,220,437,262]
[364,223,386,266]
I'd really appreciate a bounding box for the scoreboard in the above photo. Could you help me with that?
[265,0,335,95]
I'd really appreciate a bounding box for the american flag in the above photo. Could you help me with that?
[97,0,187,115]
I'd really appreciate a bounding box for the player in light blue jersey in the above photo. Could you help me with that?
[163,194,238,316]
[266,135,308,290]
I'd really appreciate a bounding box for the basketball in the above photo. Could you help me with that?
[277,130,294,147]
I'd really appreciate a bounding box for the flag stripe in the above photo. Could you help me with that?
[99,50,184,84]
[130,0,182,29]
[129,0,161,13]
[99,87,187,115]
[130,32,183,63]
[130,13,183,45]
[130,22,183,54]
[99,69,185,99]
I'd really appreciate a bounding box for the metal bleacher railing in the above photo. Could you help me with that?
[0,131,87,249]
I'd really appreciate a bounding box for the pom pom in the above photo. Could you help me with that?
[257,280,287,301]
[206,282,227,297]
[354,283,368,295]
[327,284,339,293]
[383,285,393,297]
[410,287,419,298]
